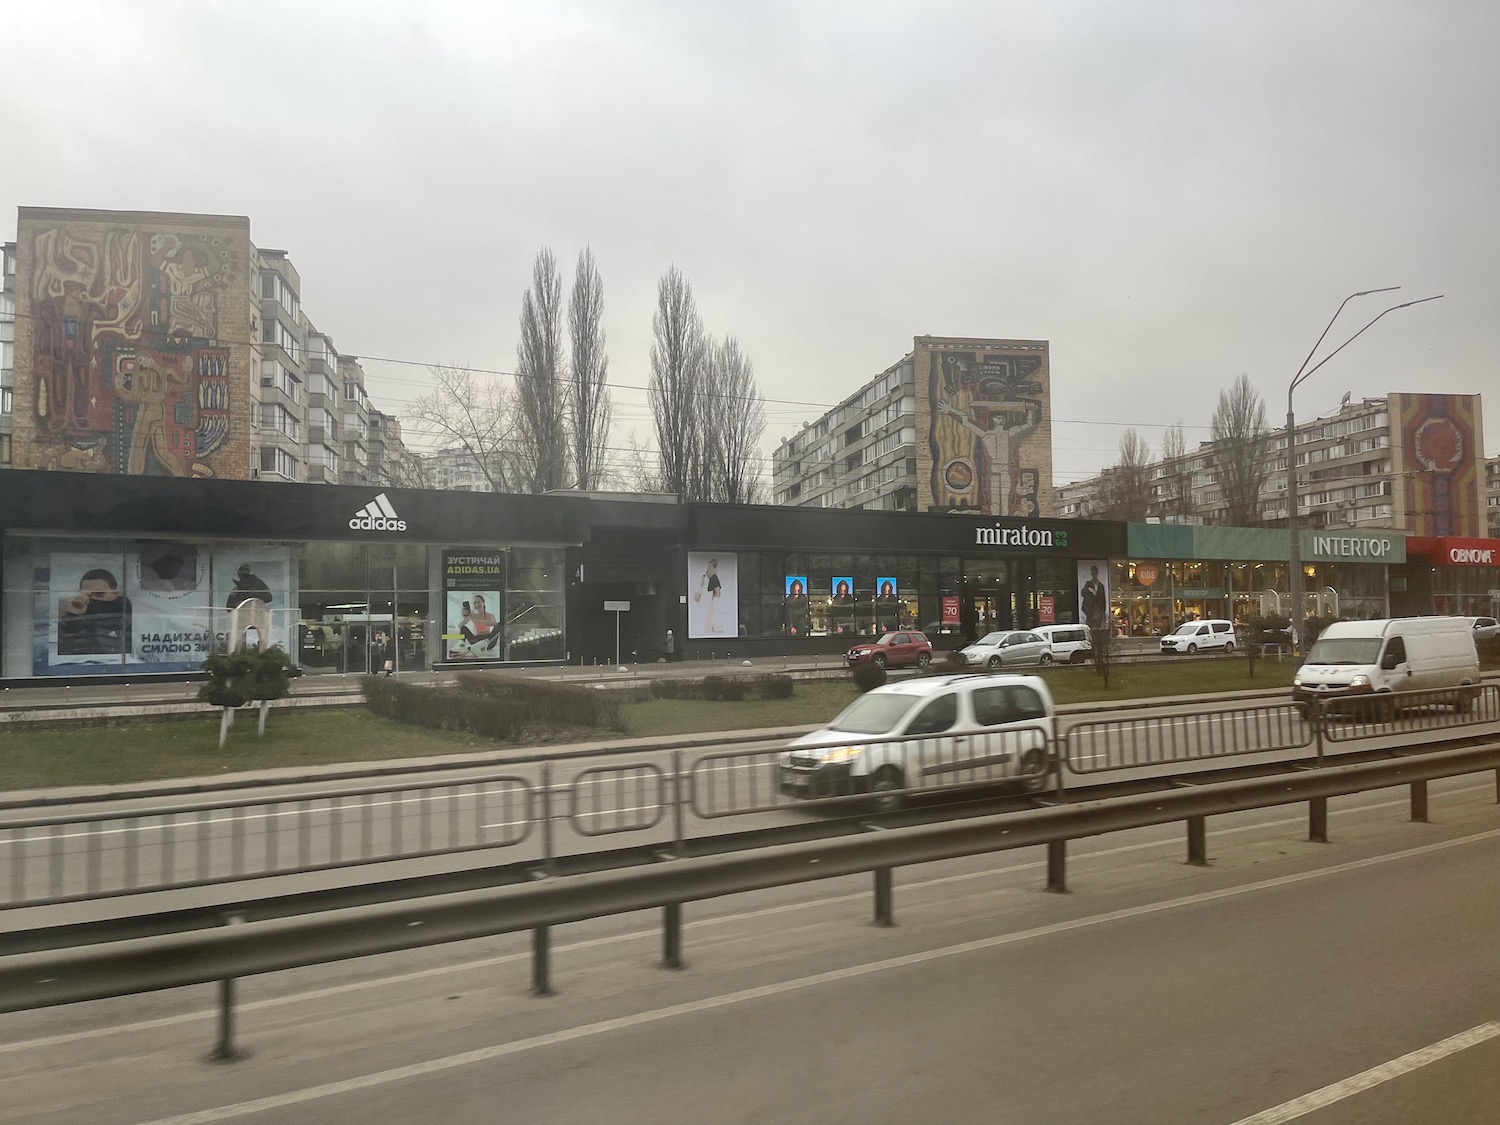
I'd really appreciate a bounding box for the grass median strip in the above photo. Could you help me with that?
[0,659,1299,791]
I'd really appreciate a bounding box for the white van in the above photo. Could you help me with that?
[1293,617,1480,710]
[1160,619,1236,654]
[779,674,1056,805]
[1034,624,1093,664]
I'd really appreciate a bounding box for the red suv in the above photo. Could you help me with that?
[845,631,933,669]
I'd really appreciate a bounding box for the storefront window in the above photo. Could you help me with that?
[507,547,565,660]
[1429,566,1499,617]
[3,535,298,677]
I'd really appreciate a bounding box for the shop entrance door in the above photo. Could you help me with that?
[344,623,369,673]
[964,557,1040,634]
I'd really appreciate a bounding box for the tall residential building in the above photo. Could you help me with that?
[420,445,496,492]
[4,206,403,484]
[1486,455,1500,536]
[773,336,1054,516]
[1,241,14,467]
[1054,393,1487,537]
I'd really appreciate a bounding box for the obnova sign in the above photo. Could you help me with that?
[1450,546,1495,564]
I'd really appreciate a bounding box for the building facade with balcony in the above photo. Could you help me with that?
[0,241,14,469]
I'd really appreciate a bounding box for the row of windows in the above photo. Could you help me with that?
[262,318,301,365]
[260,271,300,320]
[258,446,298,479]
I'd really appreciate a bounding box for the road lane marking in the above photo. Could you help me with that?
[2,781,1490,1057]
[1226,1021,1500,1124]
[126,827,1500,1124]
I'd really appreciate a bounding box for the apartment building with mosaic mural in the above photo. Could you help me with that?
[772,336,1054,517]
[1055,392,1487,538]
[0,207,411,485]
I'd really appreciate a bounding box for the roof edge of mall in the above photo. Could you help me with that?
[1,470,1495,680]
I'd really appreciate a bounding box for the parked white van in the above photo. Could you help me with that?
[1293,617,1480,711]
[1034,624,1093,664]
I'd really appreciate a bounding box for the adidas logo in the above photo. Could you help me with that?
[348,493,408,532]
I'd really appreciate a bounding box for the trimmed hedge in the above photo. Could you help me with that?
[851,662,887,693]
[650,674,795,702]
[363,672,624,742]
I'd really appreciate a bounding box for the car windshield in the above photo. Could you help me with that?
[1170,623,1201,635]
[876,633,899,645]
[1306,638,1382,665]
[976,632,1005,646]
[829,693,919,735]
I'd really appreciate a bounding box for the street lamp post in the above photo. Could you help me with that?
[1285,289,1443,652]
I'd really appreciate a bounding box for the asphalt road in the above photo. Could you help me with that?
[1,774,1498,1124]
[3,694,1497,909]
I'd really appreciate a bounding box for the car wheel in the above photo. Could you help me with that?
[987,655,1002,669]
[1071,650,1087,664]
[1038,652,1053,666]
[1186,643,1198,655]
[1455,686,1477,715]
[869,766,905,812]
[916,651,931,668]
[873,653,886,668]
[1223,641,1235,654]
[1018,748,1051,794]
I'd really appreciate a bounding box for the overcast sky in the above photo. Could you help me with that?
[5,1,1496,486]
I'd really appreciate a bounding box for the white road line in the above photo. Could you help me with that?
[1226,1021,1500,1125]
[129,827,1500,1125]
[1,781,1490,1058]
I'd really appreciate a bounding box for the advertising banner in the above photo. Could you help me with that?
[1039,595,1055,624]
[941,596,961,626]
[688,553,738,639]
[1077,560,1110,633]
[782,573,810,637]
[442,551,507,660]
[34,542,292,675]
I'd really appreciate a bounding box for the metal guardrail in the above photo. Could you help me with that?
[2,775,532,908]
[4,691,1499,908]
[3,739,1498,1065]
[1315,683,1500,743]
[1064,703,1313,774]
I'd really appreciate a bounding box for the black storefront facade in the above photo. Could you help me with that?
[0,471,1126,681]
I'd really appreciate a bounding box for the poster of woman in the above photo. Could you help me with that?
[830,576,855,634]
[446,592,503,658]
[687,553,739,639]
[783,575,810,636]
[876,576,900,631]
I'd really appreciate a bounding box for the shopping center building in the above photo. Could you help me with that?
[2,469,1486,682]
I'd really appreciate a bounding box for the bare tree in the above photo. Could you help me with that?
[648,266,708,499]
[515,248,569,493]
[608,429,665,493]
[407,365,519,492]
[566,247,612,491]
[702,335,766,504]
[1211,374,1270,526]
[1100,428,1153,522]
[1158,421,1195,521]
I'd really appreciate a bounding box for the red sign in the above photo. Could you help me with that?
[1038,595,1055,624]
[1407,536,1500,566]
[941,596,961,625]
[1135,562,1159,587]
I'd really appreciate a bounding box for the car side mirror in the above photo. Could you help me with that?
[1379,654,1398,671]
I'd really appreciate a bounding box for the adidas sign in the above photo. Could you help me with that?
[349,493,408,532]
